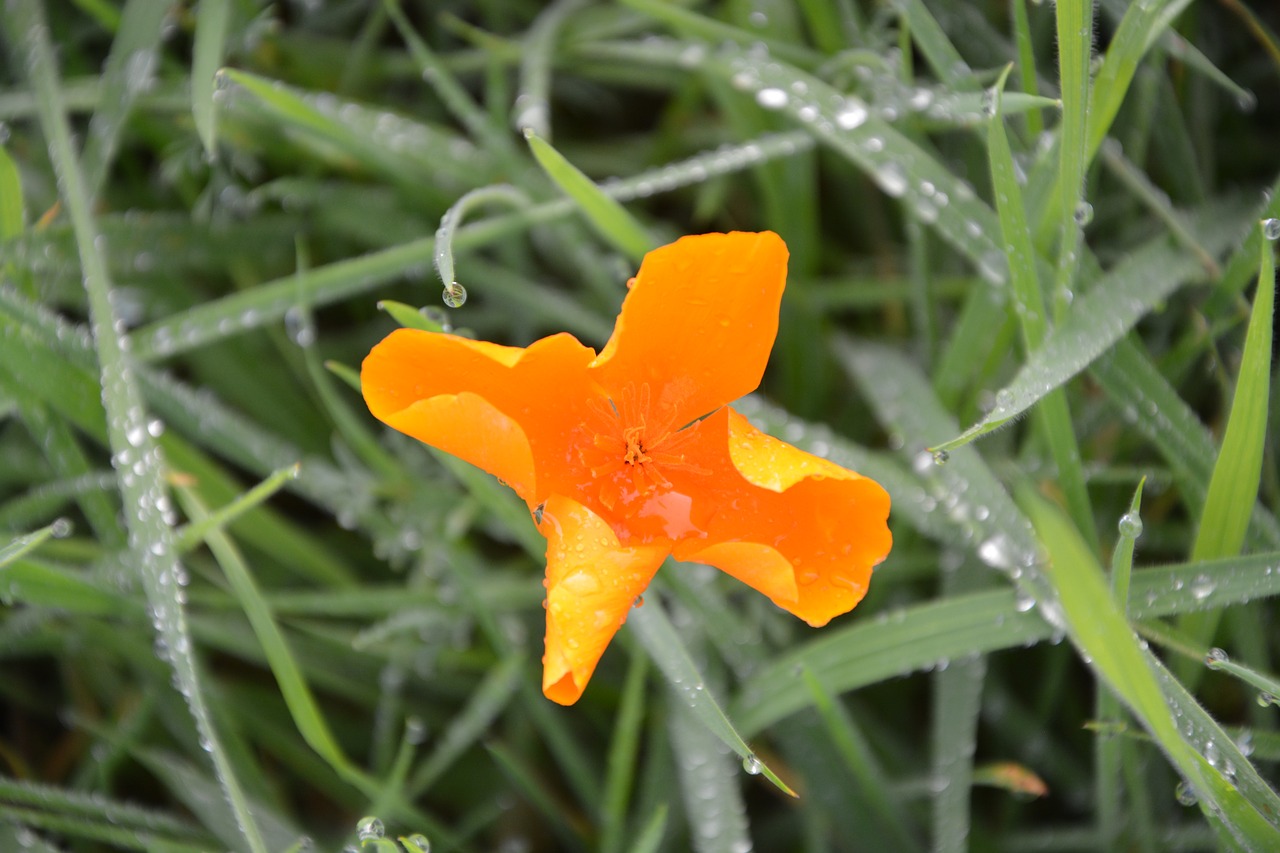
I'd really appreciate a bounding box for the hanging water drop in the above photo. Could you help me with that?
[442,281,467,308]
[742,754,763,775]
[1262,218,1280,241]
[1073,201,1094,226]
[932,449,950,466]
[1174,781,1198,806]
[1117,511,1143,538]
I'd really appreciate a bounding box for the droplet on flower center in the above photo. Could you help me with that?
[581,383,705,509]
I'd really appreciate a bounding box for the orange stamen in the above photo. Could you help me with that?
[581,383,708,506]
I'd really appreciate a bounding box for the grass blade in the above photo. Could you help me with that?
[1023,488,1280,848]
[0,521,62,569]
[1191,223,1276,561]
[525,129,653,261]
[5,8,267,849]
[601,650,650,853]
[932,238,1206,453]
[1180,222,1277,680]
[668,700,753,853]
[81,0,168,198]
[984,63,1095,544]
[192,0,231,155]
[0,142,23,239]
[629,595,795,797]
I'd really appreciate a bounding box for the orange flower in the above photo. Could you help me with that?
[362,232,892,704]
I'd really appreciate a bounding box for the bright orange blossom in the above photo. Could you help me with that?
[361,232,892,704]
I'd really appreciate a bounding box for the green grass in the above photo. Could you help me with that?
[1,1,1278,851]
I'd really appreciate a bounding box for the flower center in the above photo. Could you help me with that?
[582,383,704,509]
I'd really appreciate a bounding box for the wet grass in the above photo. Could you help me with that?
[1,1,1279,851]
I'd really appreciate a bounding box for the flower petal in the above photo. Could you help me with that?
[591,232,788,426]
[361,329,597,505]
[670,408,892,626]
[539,494,669,705]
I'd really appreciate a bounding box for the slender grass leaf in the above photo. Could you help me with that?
[1,558,129,614]
[988,65,1046,346]
[932,556,989,853]
[626,805,669,853]
[601,651,651,853]
[803,668,919,850]
[525,129,653,261]
[377,300,445,333]
[932,239,1205,453]
[898,0,974,89]
[135,750,301,853]
[12,396,123,546]
[1023,488,1280,848]
[174,487,368,790]
[1112,478,1146,610]
[161,436,356,587]
[668,701,753,853]
[81,0,169,198]
[1204,648,1280,704]
[0,143,23,239]
[175,464,299,554]
[580,38,1011,286]
[3,7,268,851]
[1011,0,1044,136]
[325,359,361,393]
[620,0,818,69]
[1088,0,1196,161]
[513,0,590,140]
[192,0,231,155]
[1180,223,1276,681]
[218,69,491,192]
[131,131,815,360]
[0,776,211,842]
[486,741,585,850]
[629,596,796,797]
[986,62,1095,540]
[1039,0,1091,331]
[406,654,523,796]
[1191,226,1275,561]
[0,521,61,569]
[1099,141,1218,275]
[383,0,519,164]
